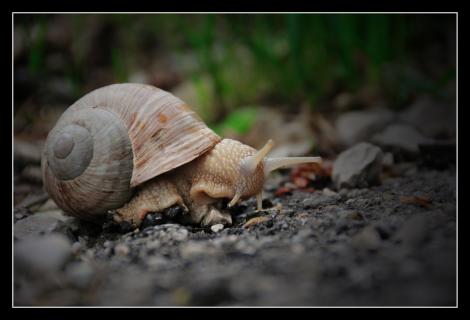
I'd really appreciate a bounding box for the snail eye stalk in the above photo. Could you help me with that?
[263,157,322,177]
[239,139,274,176]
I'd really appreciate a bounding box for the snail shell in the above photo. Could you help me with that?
[42,83,221,220]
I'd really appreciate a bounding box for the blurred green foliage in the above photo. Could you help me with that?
[27,16,47,75]
[15,14,455,127]
[212,106,258,135]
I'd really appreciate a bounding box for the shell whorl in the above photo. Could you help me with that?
[42,107,134,219]
[42,83,221,219]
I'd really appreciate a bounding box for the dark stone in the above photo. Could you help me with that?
[332,142,383,189]
[102,218,122,233]
[119,221,133,233]
[228,204,247,216]
[266,219,274,228]
[164,206,185,220]
[262,199,273,208]
[141,212,164,229]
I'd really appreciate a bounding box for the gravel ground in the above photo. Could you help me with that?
[14,164,456,306]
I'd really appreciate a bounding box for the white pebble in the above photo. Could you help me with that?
[71,241,82,254]
[211,224,224,233]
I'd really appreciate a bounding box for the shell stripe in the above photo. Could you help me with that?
[69,83,221,187]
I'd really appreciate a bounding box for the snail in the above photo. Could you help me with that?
[42,83,322,228]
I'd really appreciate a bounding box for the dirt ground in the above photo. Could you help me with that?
[14,162,456,306]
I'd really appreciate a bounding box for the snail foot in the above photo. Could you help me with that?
[102,211,137,233]
[112,207,146,230]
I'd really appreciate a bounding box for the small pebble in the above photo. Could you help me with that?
[211,224,224,233]
[322,188,338,197]
[115,243,130,256]
[262,199,273,208]
[71,241,82,255]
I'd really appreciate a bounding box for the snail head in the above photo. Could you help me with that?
[228,139,322,210]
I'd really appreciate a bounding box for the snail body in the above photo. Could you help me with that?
[42,83,321,227]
